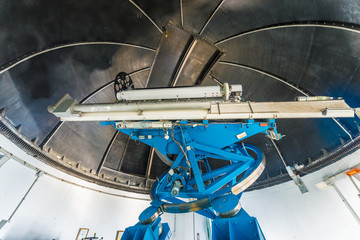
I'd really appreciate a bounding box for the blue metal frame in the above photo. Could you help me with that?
[212,209,265,240]
[102,119,276,240]
[122,217,171,240]
[103,120,274,200]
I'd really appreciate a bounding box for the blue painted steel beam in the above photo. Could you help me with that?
[192,142,254,162]
[187,162,246,186]
[187,148,206,192]
[204,160,254,195]
[110,120,272,240]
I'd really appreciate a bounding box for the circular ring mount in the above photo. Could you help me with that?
[114,72,134,101]
[152,143,266,215]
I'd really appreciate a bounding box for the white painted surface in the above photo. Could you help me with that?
[0,160,37,220]
[0,134,151,240]
[242,149,360,240]
[0,159,150,240]
[162,212,208,240]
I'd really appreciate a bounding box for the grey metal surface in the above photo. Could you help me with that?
[200,0,360,43]
[1,0,360,193]
[182,0,223,34]
[174,39,221,86]
[0,1,161,66]
[120,139,150,176]
[103,132,131,171]
[147,23,193,87]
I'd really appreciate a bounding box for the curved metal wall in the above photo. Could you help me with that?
[0,0,360,192]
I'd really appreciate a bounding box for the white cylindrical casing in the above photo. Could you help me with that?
[72,100,212,112]
[116,84,243,101]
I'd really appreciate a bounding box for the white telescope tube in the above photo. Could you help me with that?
[71,100,212,112]
[116,84,242,101]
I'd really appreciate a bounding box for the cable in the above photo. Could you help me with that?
[170,127,191,167]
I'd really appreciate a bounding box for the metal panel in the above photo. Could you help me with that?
[147,23,193,88]
[174,39,221,86]
[182,0,224,34]
[0,46,154,143]
[120,140,150,176]
[103,132,130,171]
[0,0,161,65]
[200,0,360,42]
[149,154,170,179]
[132,0,181,29]
[45,86,117,170]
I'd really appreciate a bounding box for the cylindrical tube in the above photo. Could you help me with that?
[72,100,212,113]
[171,180,181,196]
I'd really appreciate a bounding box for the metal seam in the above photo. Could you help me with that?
[0,42,155,75]
[199,0,226,36]
[0,119,150,194]
[128,0,163,34]
[118,136,131,171]
[215,21,360,45]
[219,61,309,96]
[97,131,120,175]
[145,35,164,88]
[170,38,198,87]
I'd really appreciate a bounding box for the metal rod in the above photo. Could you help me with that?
[269,138,287,167]
[332,118,353,140]
[349,175,360,196]
[180,0,184,26]
[128,0,163,34]
[146,147,155,178]
[270,138,308,193]
[0,42,155,75]
[7,171,42,222]
[199,0,225,36]
[328,177,360,225]
[215,22,360,45]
